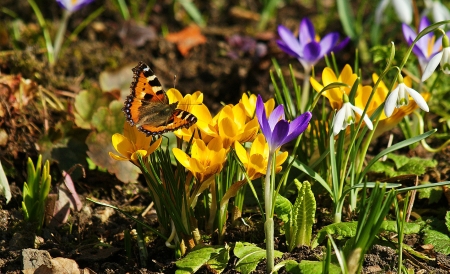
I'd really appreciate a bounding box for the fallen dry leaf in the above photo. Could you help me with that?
[165,25,207,56]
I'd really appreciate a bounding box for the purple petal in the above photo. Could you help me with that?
[319,32,339,56]
[277,40,302,58]
[278,25,303,56]
[331,37,350,53]
[271,120,290,150]
[268,105,285,131]
[402,23,416,45]
[300,18,315,45]
[256,95,272,140]
[419,16,431,32]
[303,41,321,63]
[283,112,312,144]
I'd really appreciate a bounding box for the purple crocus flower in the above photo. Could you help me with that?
[402,16,450,72]
[277,18,349,72]
[56,0,95,13]
[255,95,312,152]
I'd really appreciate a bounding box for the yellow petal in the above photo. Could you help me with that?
[234,141,249,166]
[112,133,134,158]
[275,151,288,167]
[166,88,183,104]
[147,138,162,154]
[322,67,338,86]
[173,148,191,168]
[250,134,268,157]
[131,150,148,164]
[109,152,129,161]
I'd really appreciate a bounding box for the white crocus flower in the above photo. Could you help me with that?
[384,75,429,118]
[332,94,373,136]
[422,33,450,81]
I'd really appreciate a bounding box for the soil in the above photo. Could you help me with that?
[1,0,450,273]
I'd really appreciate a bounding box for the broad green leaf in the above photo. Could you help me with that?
[289,181,316,250]
[312,222,358,248]
[379,220,421,234]
[74,88,113,129]
[359,129,436,185]
[370,154,436,177]
[274,194,292,224]
[423,229,450,255]
[91,100,126,134]
[417,182,443,204]
[207,245,230,273]
[284,259,341,274]
[234,242,283,274]
[312,220,421,248]
[446,212,450,232]
[0,160,11,204]
[175,246,227,274]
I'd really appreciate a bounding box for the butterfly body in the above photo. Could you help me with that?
[123,62,197,136]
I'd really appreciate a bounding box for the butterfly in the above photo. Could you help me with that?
[122,62,197,136]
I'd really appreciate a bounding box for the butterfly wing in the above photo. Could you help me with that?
[123,62,197,136]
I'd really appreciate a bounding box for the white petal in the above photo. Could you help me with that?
[440,48,450,74]
[332,105,347,136]
[350,105,373,130]
[422,51,443,81]
[404,86,429,112]
[392,0,412,24]
[384,87,399,117]
[375,0,390,24]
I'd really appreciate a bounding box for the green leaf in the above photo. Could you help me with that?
[336,0,356,39]
[284,259,341,274]
[274,194,292,224]
[417,182,443,204]
[74,88,113,129]
[175,245,227,274]
[234,242,283,274]
[289,180,316,250]
[206,245,230,273]
[312,222,358,248]
[423,229,450,255]
[312,220,421,248]
[91,100,126,134]
[369,154,436,177]
[446,212,450,232]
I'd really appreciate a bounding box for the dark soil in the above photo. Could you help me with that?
[1,0,450,273]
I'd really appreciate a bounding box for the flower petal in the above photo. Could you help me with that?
[256,95,271,140]
[268,105,285,130]
[384,86,400,117]
[319,32,339,56]
[234,141,249,166]
[422,51,443,81]
[271,120,290,151]
[112,133,133,158]
[404,86,429,112]
[283,112,312,144]
[303,41,321,63]
[299,18,315,45]
[277,40,302,58]
[277,25,303,56]
[392,0,412,24]
[332,105,347,135]
[350,104,373,130]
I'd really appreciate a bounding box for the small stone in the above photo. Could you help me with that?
[22,248,52,270]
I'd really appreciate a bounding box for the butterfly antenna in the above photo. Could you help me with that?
[173,75,177,89]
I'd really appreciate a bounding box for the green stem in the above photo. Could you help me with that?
[264,152,275,273]
[27,0,54,64]
[300,67,312,112]
[53,9,71,64]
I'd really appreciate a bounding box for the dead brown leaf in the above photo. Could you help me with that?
[165,25,207,56]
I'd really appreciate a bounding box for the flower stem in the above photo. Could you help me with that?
[264,152,274,273]
[53,9,72,65]
[300,67,312,112]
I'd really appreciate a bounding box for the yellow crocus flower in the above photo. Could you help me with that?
[109,122,162,166]
[173,137,227,183]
